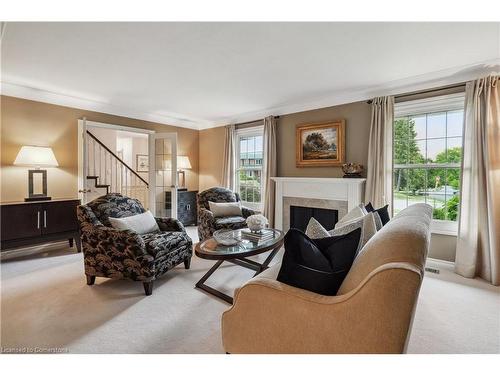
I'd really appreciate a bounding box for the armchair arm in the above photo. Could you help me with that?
[155,217,185,232]
[197,208,216,241]
[222,262,422,354]
[198,207,215,225]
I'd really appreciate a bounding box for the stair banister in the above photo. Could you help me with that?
[86,131,149,186]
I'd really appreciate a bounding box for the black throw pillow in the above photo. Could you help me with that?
[365,202,390,226]
[277,228,362,296]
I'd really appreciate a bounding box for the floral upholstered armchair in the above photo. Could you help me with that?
[77,193,193,296]
[197,187,258,241]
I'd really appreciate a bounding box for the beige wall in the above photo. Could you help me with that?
[277,101,372,177]
[0,95,199,203]
[198,100,371,191]
[198,126,226,192]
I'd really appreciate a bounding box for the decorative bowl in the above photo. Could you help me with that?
[246,214,268,233]
[213,229,240,246]
[342,163,364,176]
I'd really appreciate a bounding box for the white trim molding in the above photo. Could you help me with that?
[394,92,466,117]
[0,81,211,130]
[84,119,155,134]
[208,59,499,128]
[2,59,498,130]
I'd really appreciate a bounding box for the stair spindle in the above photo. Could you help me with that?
[105,150,108,185]
[93,139,96,176]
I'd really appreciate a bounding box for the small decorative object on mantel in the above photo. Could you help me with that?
[246,214,268,233]
[296,120,345,167]
[342,163,364,178]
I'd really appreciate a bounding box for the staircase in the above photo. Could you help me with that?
[85,131,149,208]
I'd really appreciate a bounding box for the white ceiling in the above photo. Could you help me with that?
[1,22,499,129]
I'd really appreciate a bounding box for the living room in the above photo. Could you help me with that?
[1,1,499,373]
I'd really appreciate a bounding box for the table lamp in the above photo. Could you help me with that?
[177,156,191,191]
[14,146,59,201]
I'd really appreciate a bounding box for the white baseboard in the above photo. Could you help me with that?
[426,257,455,274]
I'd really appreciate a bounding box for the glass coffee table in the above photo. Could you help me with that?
[194,228,284,304]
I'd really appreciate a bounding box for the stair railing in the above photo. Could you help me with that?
[86,131,149,208]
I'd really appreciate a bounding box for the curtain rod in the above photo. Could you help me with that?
[235,115,280,127]
[366,83,466,104]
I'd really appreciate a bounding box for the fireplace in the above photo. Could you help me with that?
[290,206,338,232]
[271,177,365,231]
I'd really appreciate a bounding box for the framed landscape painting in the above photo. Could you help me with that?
[296,120,345,167]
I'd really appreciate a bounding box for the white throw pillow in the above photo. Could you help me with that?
[333,213,378,253]
[305,217,331,239]
[108,210,160,234]
[336,205,366,226]
[305,213,379,254]
[209,201,242,218]
[373,211,383,231]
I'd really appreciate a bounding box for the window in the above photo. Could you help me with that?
[393,93,464,234]
[236,126,264,209]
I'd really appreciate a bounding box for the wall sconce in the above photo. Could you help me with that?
[14,146,59,201]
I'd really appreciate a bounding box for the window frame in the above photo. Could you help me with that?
[235,125,264,211]
[393,92,465,236]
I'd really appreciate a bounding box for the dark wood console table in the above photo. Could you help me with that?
[0,199,81,253]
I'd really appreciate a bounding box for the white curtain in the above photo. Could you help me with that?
[221,124,236,191]
[263,116,277,225]
[455,75,500,285]
[365,96,394,209]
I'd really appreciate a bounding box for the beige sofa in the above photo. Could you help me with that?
[221,203,432,354]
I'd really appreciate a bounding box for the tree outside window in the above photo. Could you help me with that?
[393,109,463,222]
[237,132,263,207]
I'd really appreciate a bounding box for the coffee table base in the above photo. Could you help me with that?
[195,248,280,304]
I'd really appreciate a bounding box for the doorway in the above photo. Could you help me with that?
[77,119,178,218]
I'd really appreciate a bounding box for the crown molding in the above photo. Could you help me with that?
[0,81,214,130]
[201,59,499,129]
[3,59,498,131]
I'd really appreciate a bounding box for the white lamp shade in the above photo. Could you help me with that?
[177,155,192,170]
[162,156,191,170]
[14,146,59,167]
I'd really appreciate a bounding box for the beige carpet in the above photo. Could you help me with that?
[1,227,499,354]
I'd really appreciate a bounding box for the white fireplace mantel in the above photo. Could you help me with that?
[271,177,366,231]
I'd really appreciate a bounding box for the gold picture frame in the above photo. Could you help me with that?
[296,120,345,167]
[136,154,149,172]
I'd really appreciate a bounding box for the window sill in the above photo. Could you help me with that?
[431,219,458,236]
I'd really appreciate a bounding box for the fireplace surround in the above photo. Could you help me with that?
[271,177,366,231]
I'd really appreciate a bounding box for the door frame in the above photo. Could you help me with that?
[77,118,155,206]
